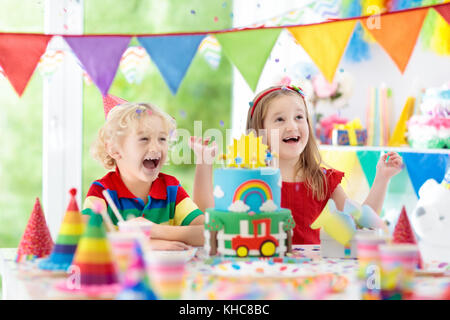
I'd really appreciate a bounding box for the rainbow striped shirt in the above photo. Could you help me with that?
[82,168,203,226]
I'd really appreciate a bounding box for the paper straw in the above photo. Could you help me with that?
[102,189,125,223]
[99,209,116,233]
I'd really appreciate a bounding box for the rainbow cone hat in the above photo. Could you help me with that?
[16,198,54,262]
[57,209,120,296]
[116,240,157,300]
[39,188,84,272]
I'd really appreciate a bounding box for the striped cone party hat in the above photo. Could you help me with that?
[56,209,120,297]
[39,188,84,272]
[116,240,157,300]
[16,198,54,262]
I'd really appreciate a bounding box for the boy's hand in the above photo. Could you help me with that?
[376,151,403,180]
[126,216,154,225]
[188,136,217,165]
[149,239,190,251]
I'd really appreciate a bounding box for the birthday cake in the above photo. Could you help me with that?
[204,133,295,258]
[407,83,450,149]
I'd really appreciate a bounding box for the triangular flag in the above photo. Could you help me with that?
[103,94,128,119]
[321,149,369,203]
[402,152,449,197]
[16,198,54,262]
[392,206,423,269]
[356,150,380,187]
[39,189,84,272]
[361,8,428,73]
[138,34,206,94]
[215,28,282,91]
[288,20,357,83]
[435,3,450,25]
[0,34,52,96]
[64,36,131,95]
[388,96,415,147]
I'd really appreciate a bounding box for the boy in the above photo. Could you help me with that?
[83,102,204,250]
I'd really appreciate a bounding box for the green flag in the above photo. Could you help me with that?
[356,150,380,187]
[216,28,282,91]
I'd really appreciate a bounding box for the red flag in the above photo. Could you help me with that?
[435,4,450,25]
[0,34,52,96]
[393,206,424,269]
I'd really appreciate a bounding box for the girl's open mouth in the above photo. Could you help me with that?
[143,157,160,170]
[282,136,300,144]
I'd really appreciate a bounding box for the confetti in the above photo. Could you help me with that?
[275,58,279,63]
[222,2,227,8]
[179,110,187,118]
[214,16,219,22]
[190,9,196,14]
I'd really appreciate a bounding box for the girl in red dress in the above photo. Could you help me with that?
[191,85,403,244]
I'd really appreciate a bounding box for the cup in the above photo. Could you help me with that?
[118,219,152,237]
[379,244,419,300]
[146,251,187,300]
[107,232,144,283]
[355,231,388,300]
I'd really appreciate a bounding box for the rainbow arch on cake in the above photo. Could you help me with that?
[233,180,273,204]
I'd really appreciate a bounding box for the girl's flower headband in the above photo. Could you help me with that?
[249,85,305,118]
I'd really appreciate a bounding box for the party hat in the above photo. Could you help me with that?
[310,200,356,246]
[56,208,120,297]
[103,94,127,119]
[39,188,84,272]
[392,206,423,269]
[116,240,157,300]
[16,198,54,262]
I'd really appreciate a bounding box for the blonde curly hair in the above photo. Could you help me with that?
[91,102,176,170]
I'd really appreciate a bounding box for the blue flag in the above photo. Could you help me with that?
[402,152,449,197]
[138,34,206,94]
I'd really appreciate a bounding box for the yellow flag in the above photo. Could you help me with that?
[321,150,369,203]
[288,20,357,82]
[388,96,415,147]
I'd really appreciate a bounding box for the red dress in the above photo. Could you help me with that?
[281,168,344,245]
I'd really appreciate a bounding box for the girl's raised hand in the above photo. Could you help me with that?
[188,136,217,165]
[376,151,403,180]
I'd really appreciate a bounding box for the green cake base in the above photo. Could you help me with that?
[205,209,295,257]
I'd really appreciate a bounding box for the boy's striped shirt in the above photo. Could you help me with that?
[82,168,203,226]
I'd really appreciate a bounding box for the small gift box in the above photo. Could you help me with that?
[331,119,367,146]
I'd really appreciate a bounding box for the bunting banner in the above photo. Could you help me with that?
[0,2,449,97]
[0,34,52,96]
[435,3,450,24]
[215,28,282,91]
[288,19,357,83]
[64,35,131,95]
[402,152,449,197]
[321,149,370,203]
[355,150,380,187]
[138,34,206,94]
[361,8,428,73]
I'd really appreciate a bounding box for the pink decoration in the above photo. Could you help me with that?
[312,74,338,99]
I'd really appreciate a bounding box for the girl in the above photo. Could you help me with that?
[190,85,403,244]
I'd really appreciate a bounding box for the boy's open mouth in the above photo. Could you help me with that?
[143,157,160,170]
[282,136,300,144]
